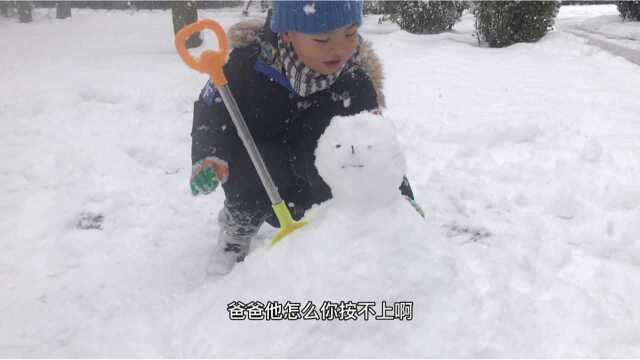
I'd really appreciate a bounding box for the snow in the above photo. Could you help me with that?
[315,112,407,207]
[558,4,640,52]
[2,4,640,357]
[303,3,316,16]
[580,15,640,41]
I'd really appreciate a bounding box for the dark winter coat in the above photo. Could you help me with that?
[191,17,413,227]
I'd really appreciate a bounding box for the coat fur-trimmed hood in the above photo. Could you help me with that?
[227,18,386,108]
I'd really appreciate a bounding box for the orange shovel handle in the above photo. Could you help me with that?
[175,19,229,87]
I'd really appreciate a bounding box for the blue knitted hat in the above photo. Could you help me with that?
[270,1,363,34]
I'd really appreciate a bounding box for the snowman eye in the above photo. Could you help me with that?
[367,145,373,150]
[335,144,342,149]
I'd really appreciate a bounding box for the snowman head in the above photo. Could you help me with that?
[315,111,407,206]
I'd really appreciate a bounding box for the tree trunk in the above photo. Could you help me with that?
[242,0,252,16]
[171,1,202,49]
[18,1,33,23]
[260,0,270,12]
[56,1,71,19]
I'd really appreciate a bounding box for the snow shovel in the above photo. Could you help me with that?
[175,19,306,245]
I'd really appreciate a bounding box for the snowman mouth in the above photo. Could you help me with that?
[341,164,365,169]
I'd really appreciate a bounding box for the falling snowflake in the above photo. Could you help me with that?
[303,3,315,15]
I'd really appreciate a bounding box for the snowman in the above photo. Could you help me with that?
[312,111,424,222]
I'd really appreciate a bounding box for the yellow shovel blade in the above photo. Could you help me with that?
[271,201,307,245]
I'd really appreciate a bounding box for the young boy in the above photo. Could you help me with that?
[190,1,416,274]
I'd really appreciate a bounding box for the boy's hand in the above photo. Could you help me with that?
[190,156,229,196]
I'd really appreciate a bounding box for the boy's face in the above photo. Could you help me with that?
[282,24,359,75]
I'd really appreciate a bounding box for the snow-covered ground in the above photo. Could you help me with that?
[559,4,640,39]
[558,4,640,53]
[2,4,640,357]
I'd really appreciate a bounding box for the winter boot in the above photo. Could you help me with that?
[207,206,261,275]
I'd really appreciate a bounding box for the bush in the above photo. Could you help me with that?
[618,1,640,20]
[171,1,203,49]
[17,1,33,23]
[473,1,560,48]
[0,2,9,17]
[363,1,382,15]
[382,1,463,34]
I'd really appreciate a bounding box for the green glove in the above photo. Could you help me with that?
[190,156,229,196]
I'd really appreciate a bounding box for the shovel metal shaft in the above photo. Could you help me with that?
[217,85,282,205]
[175,19,305,244]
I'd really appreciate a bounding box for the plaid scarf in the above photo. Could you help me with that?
[277,34,361,98]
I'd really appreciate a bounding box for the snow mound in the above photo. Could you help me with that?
[170,110,640,357]
[172,112,457,357]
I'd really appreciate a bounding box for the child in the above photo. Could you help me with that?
[190,0,417,274]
